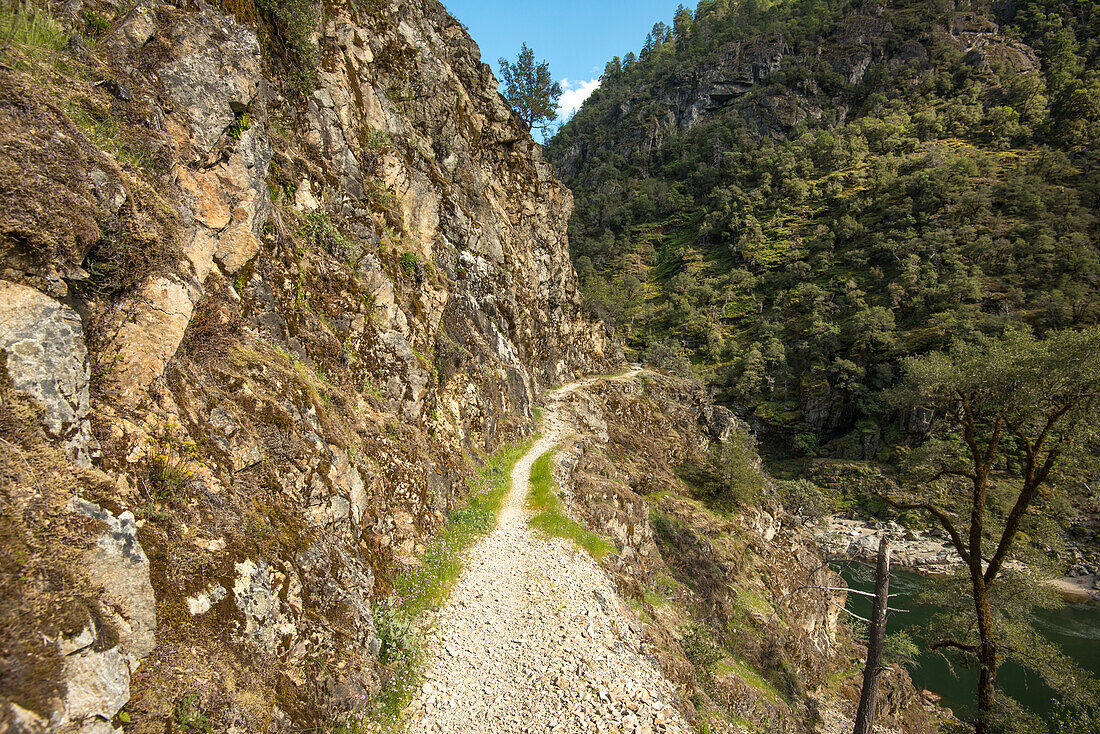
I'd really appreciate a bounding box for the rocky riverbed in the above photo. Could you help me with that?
[811,516,1100,601]
[810,516,959,573]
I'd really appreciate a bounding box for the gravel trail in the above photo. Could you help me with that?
[405,371,693,734]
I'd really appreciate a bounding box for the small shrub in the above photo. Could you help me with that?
[77,178,180,298]
[173,694,210,734]
[688,426,765,509]
[883,631,920,671]
[182,294,244,359]
[255,0,320,96]
[791,432,821,457]
[227,111,251,141]
[373,602,415,666]
[776,478,834,519]
[82,11,110,38]
[399,251,419,278]
[304,211,362,263]
[361,127,389,176]
[146,438,198,499]
[641,338,692,377]
[680,623,724,668]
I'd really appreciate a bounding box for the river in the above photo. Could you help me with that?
[837,564,1100,724]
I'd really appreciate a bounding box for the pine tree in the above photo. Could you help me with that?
[498,43,562,136]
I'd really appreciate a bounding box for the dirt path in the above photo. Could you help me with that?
[405,370,692,734]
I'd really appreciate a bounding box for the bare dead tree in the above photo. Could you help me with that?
[853,535,891,734]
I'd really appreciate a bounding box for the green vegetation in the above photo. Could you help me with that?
[547,0,1100,458]
[498,43,562,136]
[399,250,420,278]
[680,622,786,705]
[82,10,110,39]
[67,99,156,174]
[145,437,199,499]
[882,631,921,671]
[1049,700,1100,734]
[774,478,834,519]
[713,657,784,704]
[304,210,363,264]
[731,586,772,617]
[550,1,1100,727]
[0,8,65,62]
[172,694,211,734]
[679,423,764,509]
[254,0,320,96]
[227,111,251,141]
[526,450,616,559]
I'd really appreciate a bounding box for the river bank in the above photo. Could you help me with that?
[810,516,1100,602]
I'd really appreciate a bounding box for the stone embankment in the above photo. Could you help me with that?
[405,371,693,734]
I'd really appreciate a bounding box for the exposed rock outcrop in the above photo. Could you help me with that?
[552,3,1044,186]
[0,281,94,465]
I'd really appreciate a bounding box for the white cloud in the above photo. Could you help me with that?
[557,78,601,121]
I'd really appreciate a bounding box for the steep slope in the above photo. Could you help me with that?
[0,0,620,730]
[546,0,1099,455]
[546,372,935,734]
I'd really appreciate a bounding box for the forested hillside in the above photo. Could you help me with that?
[546,0,1100,456]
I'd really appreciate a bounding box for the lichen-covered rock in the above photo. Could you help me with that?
[154,3,263,156]
[71,500,157,669]
[35,500,157,734]
[59,647,128,732]
[0,280,93,465]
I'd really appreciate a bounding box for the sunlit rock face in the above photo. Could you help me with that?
[0,0,621,728]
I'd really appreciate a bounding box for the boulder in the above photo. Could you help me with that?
[702,404,741,443]
[0,280,93,465]
[72,499,157,669]
[50,499,157,734]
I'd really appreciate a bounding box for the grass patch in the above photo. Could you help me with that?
[644,587,668,607]
[0,8,65,63]
[527,450,616,560]
[732,586,773,617]
[394,437,533,615]
[682,623,788,707]
[712,657,785,704]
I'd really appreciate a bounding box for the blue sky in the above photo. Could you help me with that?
[442,0,687,125]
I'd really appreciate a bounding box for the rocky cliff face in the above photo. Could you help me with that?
[553,5,1039,177]
[0,0,620,730]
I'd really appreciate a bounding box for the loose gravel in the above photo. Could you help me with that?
[405,373,693,734]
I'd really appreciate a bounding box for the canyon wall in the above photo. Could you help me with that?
[0,0,620,729]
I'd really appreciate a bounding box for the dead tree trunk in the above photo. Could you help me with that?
[853,535,891,734]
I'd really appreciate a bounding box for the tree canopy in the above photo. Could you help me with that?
[546,0,1100,458]
[498,43,562,136]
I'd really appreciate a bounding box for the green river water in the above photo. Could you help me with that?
[838,565,1100,724]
